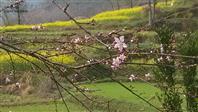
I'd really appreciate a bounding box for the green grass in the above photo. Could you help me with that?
[81,82,161,111]
[0,82,189,111]
[1,29,115,39]
[0,102,88,112]
[82,82,160,102]
[0,82,160,112]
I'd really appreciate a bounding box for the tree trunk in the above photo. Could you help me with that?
[108,0,114,10]
[152,0,156,24]
[16,5,21,25]
[116,0,120,10]
[130,0,133,8]
[148,0,153,26]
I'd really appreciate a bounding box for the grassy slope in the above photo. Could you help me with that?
[1,0,196,36]
[0,0,197,111]
[0,6,144,32]
[82,82,160,112]
[1,0,197,72]
[1,102,87,112]
[1,82,160,112]
[0,1,179,72]
[0,1,177,32]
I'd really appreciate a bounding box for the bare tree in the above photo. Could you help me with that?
[107,0,114,10]
[15,0,28,24]
[1,11,10,25]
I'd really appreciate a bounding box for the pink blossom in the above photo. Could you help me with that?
[111,57,121,69]
[114,36,127,52]
[111,54,127,69]
[118,53,126,62]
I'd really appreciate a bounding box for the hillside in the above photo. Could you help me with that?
[0,0,186,32]
[1,0,198,33]
[0,0,198,112]
[0,0,147,25]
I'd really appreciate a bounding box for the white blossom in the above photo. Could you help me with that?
[5,77,11,84]
[74,74,78,77]
[31,26,37,30]
[15,82,21,88]
[108,30,116,35]
[87,59,94,64]
[145,73,151,77]
[166,56,171,61]
[171,50,176,53]
[15,0,23,3]
[107,45,111,50]
[31,25,43,30]
[171,1,174,6]
[85,35,90,40]
[129,74,136,82]
[157,56,163,62]
[73,38,81,43]
[87,60,91,64]
[85,88,89,91]
[160,44,164,53]
[105,61,109,65]
[56,47,60,51]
